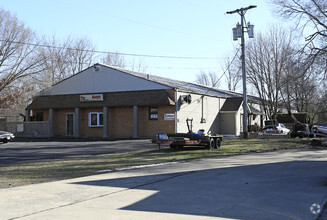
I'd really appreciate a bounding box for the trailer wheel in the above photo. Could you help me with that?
[215,138,221,149]
[309,133,315,138]
[292,133,300,138]
[208,138,215,150]
[170,144,176,149]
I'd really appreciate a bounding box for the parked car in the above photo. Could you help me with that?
[0,131,15,143]
[263,121,290,135]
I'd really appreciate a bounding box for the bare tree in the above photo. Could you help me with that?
[129,58,148,72]
[0,8,43,108]
[38,36,96,89]
[221,50,242,91]
[68,37,95,75]
[101,51,126,68]
[318,90,327,123]
[272,0,327,78]
[101,52,148,72]
[195,70,220,88]
[281,58,319,122]
[246,24,325,122]
[246,26,294,119]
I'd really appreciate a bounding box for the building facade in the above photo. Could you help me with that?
[25,64,264,138]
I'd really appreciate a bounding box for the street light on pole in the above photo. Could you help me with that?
[227,5,256,139]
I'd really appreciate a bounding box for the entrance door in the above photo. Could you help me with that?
[66,113,75,136]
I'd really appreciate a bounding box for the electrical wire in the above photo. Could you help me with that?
[51,0,218,42]
[0,57,220,71]
[151,66,219,70]
[179,47,240,109]
[0,39,220,60]
[177,47,241,122]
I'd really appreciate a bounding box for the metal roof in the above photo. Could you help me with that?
[102,64,239,99]
[36,63,262,103]
[102,64,262,103]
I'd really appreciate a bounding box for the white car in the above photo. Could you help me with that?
[263,123,290,135]
[0,131,15,143]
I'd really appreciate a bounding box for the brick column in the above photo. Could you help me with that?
[75,108,80,137]
[25,110,31,121]
[133,105,139,138]
[49,108,54,137]
[103,106,108,138]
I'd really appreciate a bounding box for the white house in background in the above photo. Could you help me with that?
[25,63,265,138]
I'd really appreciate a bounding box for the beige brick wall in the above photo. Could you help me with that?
[43,105,176,138]
[54,109,74,136]
[108,106,133,138]
[80,108,103,137]
[138,105,175,137]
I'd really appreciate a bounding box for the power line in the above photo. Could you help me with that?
[52,0,218,42]
[182,47,241,107]
[0,57,220,71]
[178,48,241,119]
[151,66,219,70]
[0,39,221,60]
[218,48,240,80]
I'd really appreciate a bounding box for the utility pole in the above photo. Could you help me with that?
[226,5,256,139]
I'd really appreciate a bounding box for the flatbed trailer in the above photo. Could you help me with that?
[152,133,223,150]
[290,131,327,138]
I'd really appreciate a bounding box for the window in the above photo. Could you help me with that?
[35,112,44,121]
[88,112,103,127]
[149,107,158,120]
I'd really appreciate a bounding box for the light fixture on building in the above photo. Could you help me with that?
[93,64,101,72]
[180,94,192,105]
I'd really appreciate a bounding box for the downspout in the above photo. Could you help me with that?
[218,98,221,133]
[175,89,178,133]
[201,96,204,122]
[200,95,206,123]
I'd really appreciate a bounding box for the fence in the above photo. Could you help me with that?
[7,121,51,137]
[0,112,51,137]
[0,117,6,130]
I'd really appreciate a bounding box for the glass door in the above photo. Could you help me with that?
[66,113,75,136]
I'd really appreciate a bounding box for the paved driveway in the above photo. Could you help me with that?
[0,139,155,163]
[0,149,326,219]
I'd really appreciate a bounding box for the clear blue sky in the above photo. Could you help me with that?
[0,0,281,90]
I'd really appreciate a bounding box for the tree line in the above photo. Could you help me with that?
[0,8,144,112]
[1,1,327,123]
[195,0,327,124]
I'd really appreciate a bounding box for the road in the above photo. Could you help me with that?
[0,139,156,163]
[0,149,326,219]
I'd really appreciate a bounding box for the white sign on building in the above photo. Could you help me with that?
[80,94,104,102]
[164,113,175,120]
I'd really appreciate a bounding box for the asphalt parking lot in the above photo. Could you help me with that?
[0,139,155,163]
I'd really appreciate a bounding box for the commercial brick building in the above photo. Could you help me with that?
[25,64,265,138]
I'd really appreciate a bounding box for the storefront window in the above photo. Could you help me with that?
[88,112,103,127]
[99,113,104,125]
[35,112,44,121]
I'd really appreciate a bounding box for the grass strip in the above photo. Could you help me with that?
[0,138,315,189]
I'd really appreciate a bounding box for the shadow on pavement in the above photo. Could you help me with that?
[0,139,155,163]
[72,161,327,219]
